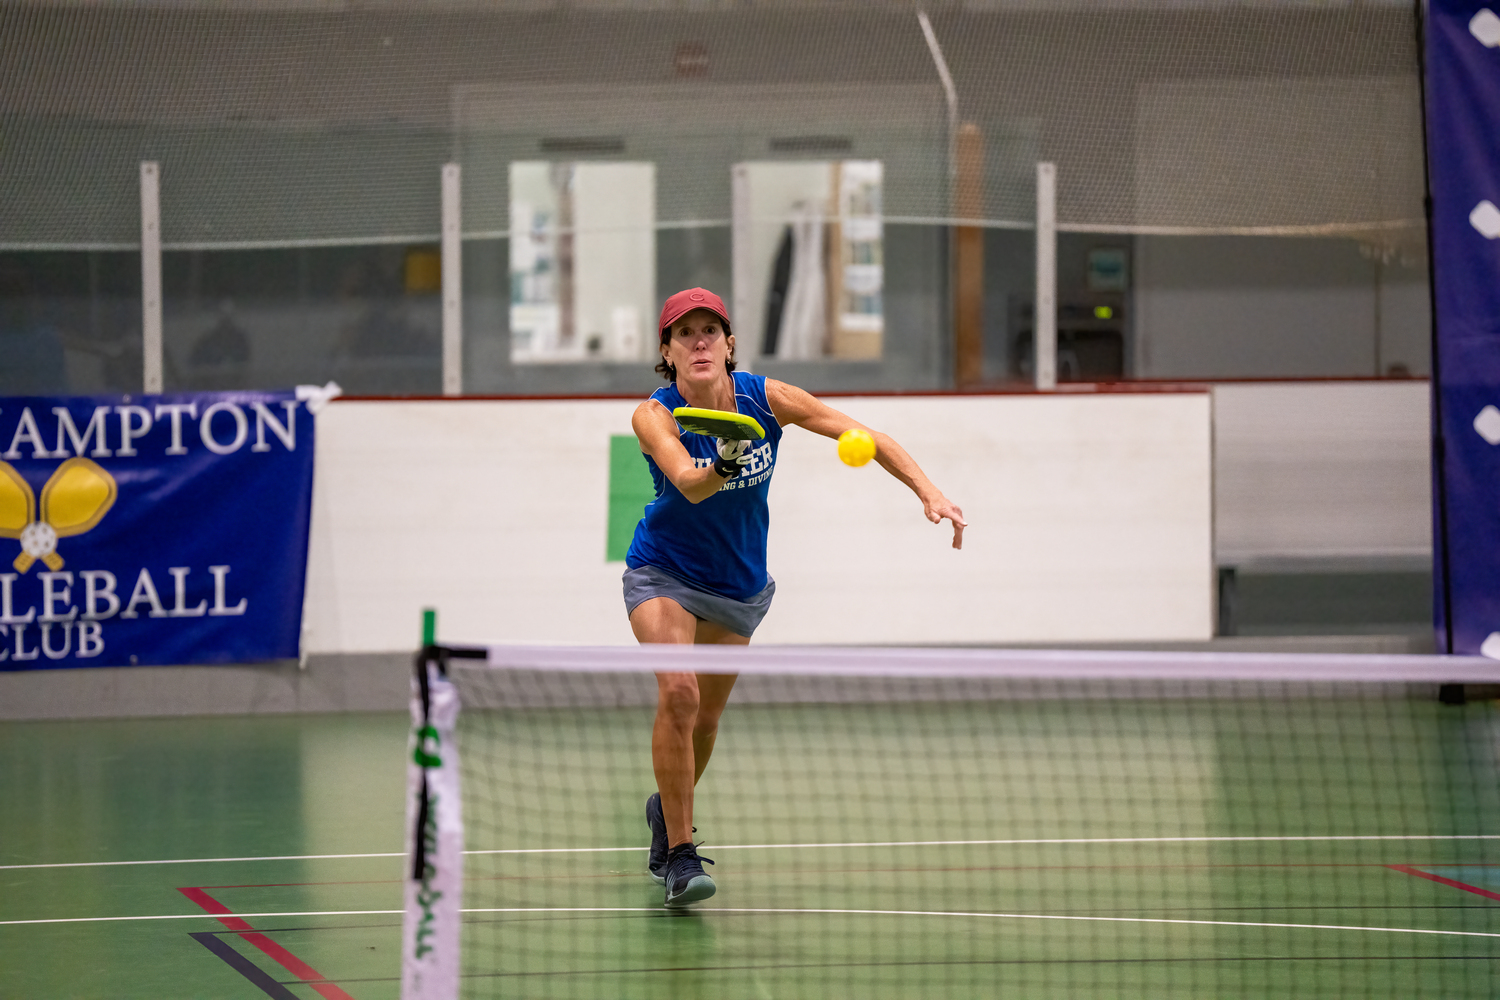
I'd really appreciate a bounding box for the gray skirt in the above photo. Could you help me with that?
[622,564,776,638]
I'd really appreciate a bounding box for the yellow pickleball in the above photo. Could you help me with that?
[837,428,876,467]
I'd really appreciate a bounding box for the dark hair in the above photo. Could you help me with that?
[655,317,736,382]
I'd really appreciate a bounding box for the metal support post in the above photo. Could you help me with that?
[140,161,163,393]
[1034,162,1057,391]
[441,163,463,397]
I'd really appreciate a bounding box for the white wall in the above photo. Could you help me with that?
[302,392,1214,652]
[759,393,1213,644]
[1212,381,1431,566]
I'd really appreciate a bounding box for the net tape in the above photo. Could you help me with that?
[469,643,1496,683]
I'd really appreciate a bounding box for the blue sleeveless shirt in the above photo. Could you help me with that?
[625,370,782,600]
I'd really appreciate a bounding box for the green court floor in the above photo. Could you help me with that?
[3,693,1499,999]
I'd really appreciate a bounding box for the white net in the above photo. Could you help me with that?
[404,643,1500,999]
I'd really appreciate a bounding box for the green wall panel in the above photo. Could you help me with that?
[607,434,655,562]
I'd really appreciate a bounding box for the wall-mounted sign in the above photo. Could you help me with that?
[0,390,315,669]
[1086,248,1128,293]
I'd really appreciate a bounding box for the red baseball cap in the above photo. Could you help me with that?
[659,288,731,341]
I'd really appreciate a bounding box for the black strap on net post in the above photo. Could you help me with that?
[410,643,442,881]
[409,643,488,881]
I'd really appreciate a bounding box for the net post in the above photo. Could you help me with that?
[139,161,163,394]
[402,634,463,1000]
[441,163,463,397]
[1034,161,1057,391]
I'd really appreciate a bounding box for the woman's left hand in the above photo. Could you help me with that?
[924,496,967,550]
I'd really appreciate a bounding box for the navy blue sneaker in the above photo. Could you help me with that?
[647,792,696,885]
[662,842,716,907]
[645,792,668,884]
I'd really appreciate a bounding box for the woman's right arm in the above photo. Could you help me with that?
[633,400,727,505]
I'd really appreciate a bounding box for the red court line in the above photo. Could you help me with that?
[177,887,359,1000]
[202,879,402,890]
[1387,865,1500,903]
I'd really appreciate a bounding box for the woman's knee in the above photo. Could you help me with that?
[692,674,736,739]
[656,675,700,725]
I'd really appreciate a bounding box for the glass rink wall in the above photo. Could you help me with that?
[0,1,1429,397]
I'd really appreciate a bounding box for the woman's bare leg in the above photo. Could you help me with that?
[632,598,699,848]
[690,618,745,784]
[631,598,746,848]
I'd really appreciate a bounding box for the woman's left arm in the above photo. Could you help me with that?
[766,379,967,550]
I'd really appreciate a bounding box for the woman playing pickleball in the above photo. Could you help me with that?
[625,287,967,907]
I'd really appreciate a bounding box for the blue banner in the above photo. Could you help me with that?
[1426,2,1500,657]
[0,391,315,669]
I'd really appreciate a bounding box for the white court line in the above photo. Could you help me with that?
[472,834,1500,855]
[0,851,407,871]
[6,835,1500,871]
[467,907,1500,941]
[5,906,1500,941]
[0,910,403,926]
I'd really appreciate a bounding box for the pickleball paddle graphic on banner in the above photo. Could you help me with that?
[0,457,118,573]
[0,391,316,669]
